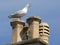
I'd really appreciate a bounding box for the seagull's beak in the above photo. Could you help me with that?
[27,3,31,8]
[29,3,31,7]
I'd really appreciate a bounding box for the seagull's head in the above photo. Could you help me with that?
[26,3,31,8]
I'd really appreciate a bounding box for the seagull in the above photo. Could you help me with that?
[8,3,31,18]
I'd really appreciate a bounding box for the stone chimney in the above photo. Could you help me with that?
[26,16,41,39]
[10,19,25,43]
[39,22,50,43]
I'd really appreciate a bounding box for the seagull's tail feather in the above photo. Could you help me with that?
[8,15,12,18]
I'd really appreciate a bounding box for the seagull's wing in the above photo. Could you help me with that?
[8,10,25,18]
[8,13,18,18]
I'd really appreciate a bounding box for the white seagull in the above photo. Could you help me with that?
[8,3,31,18]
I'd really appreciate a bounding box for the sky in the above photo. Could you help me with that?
[0,0,60,45]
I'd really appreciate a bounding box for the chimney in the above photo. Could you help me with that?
[39,22,50,43]
[26,16,41,39]
[10,19,25,43]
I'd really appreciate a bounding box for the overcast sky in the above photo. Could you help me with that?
[0,0,60,45]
